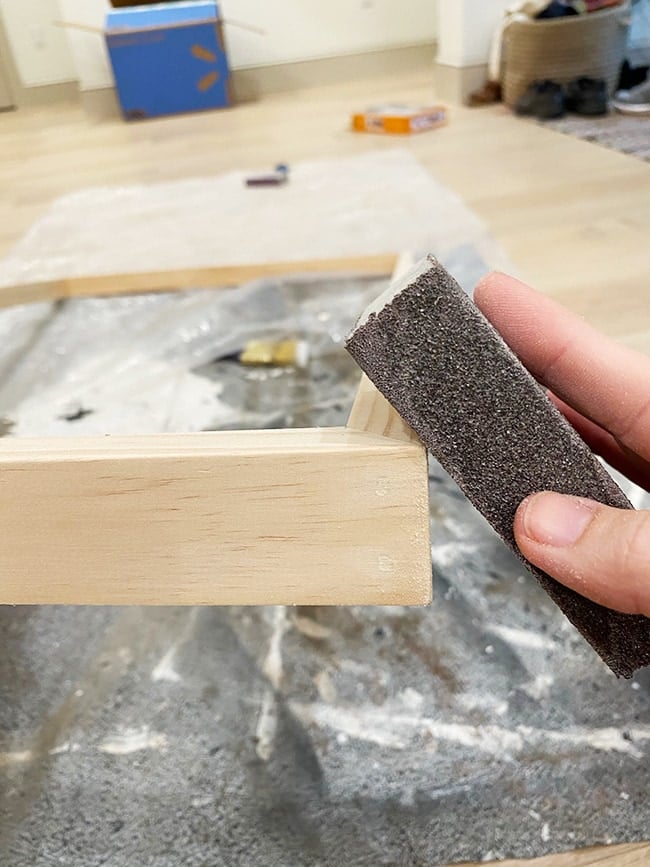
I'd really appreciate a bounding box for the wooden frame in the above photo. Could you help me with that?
[0,427,430,605]
[2,259,648,865]
[0,254,431,606]
[0,255,397,309]
[455,841,650,867]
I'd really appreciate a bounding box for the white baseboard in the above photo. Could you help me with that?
[433,62,488,105]
[72,43,436,119]
[233,43,435,101]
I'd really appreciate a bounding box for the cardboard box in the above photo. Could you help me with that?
[352,104,447,135]
[106,2,231,120]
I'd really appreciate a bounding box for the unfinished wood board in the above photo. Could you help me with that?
[453,841,650,867]
[348,373,420,443]
[0,254,397,309]
[347,251,422,444]
[0,428,431,605]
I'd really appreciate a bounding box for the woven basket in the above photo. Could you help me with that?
[502,3,630,108]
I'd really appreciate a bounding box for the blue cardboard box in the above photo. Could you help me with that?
[106,2,231,120]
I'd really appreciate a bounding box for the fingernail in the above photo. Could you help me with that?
[520,493,597,548]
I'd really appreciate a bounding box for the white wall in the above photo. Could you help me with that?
[221,0,438,69]
[0,0,76,86]
[436,0,508,68]
[2,0,438,92]
[57,0,112,91]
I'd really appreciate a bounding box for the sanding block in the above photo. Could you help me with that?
[346,257,650,677]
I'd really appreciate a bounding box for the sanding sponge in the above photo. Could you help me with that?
[346,257,650,678]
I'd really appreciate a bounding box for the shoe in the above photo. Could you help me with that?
[515,80,565,119]
[617,61,649,92]
[565,77,608,116]
[612,78,650,116]
[468,80,502,107]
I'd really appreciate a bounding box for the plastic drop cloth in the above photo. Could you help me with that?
[0,155,648,867]
[0,149,512,291]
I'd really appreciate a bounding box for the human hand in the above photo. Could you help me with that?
[474,272,650,617]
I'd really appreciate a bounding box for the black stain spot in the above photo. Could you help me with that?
[60,407,94,423]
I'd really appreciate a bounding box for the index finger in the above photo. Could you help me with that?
[474,272,650,460]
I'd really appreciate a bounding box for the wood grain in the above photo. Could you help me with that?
[0,254,397,309]
[449,841,650,867]
[348,372,420,442]
[0,428,431,606]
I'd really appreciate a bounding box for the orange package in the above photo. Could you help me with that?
[352,104,447,135]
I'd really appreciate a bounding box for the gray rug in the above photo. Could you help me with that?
[543,111,650,160]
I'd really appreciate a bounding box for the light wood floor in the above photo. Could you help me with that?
[1,71,648,353]
[0,70,649,867]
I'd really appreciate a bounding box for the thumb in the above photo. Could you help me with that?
[514,492,650,617]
